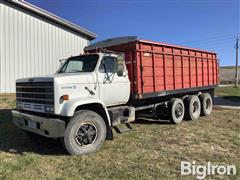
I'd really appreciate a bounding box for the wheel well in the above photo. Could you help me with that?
[75,103,113,140]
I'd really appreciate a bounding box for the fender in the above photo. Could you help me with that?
[60,97,111,126]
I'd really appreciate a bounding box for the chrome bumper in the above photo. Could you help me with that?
[12,110,65,138]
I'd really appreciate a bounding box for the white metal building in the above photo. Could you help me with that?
[0,0,96,93]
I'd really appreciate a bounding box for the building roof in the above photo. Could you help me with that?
[4,0,96,40]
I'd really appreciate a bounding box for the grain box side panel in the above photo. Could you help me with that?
[135,41,219,98]
[135,43,149,94]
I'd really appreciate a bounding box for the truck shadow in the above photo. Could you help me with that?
[0,109,67,156]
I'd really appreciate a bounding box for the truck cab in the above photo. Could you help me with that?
[12,53,135,155]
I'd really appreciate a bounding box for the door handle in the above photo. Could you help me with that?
[85,87,95,96]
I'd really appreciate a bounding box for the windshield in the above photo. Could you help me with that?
[58,54,99,73]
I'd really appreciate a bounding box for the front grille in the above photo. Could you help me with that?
[16,81,54,107]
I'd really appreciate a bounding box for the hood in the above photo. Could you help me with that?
[54,73,95,85]
[16,73,94,84]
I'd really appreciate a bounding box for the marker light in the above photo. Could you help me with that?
[62,94,69,101]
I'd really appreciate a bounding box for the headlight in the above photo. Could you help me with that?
[45,105,54,113]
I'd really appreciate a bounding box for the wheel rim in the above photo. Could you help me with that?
[75,122,97,147]
[192,101,199,116]
[175,103,183,118]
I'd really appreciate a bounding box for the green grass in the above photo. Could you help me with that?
[0,96,239,179]
[215,86,240,97]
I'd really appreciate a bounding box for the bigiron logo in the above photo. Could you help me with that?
[180,161,236,179]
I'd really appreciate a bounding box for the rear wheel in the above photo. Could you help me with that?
[184,95,201,120]
[200,93,213,116]
[62,110,107,155]
[168,98,185,124]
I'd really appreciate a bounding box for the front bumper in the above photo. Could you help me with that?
[12,110,65,138]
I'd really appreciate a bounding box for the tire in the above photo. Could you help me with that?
[199,93,213,116]
[63,110,107,155]
[181,95,189,101]
[168,98,185,124]
[184,95,201,120]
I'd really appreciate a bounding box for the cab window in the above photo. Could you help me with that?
[58,54,99,73]
[99,56,117,73]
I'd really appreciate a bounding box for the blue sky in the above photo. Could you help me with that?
[28,0,239,66]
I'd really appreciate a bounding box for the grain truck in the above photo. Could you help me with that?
[12,36,219,155]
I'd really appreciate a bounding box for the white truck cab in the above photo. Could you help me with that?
[12,53,135,155]
[54,53,130,116]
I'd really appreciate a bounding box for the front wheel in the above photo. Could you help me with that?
[63,110,107,155]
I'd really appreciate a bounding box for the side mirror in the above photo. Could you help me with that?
[117,64,124,76]
[116,54,125,77]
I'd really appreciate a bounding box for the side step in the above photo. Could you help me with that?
[113,123,133,134]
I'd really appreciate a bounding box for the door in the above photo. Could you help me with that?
[97,55,130,106]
